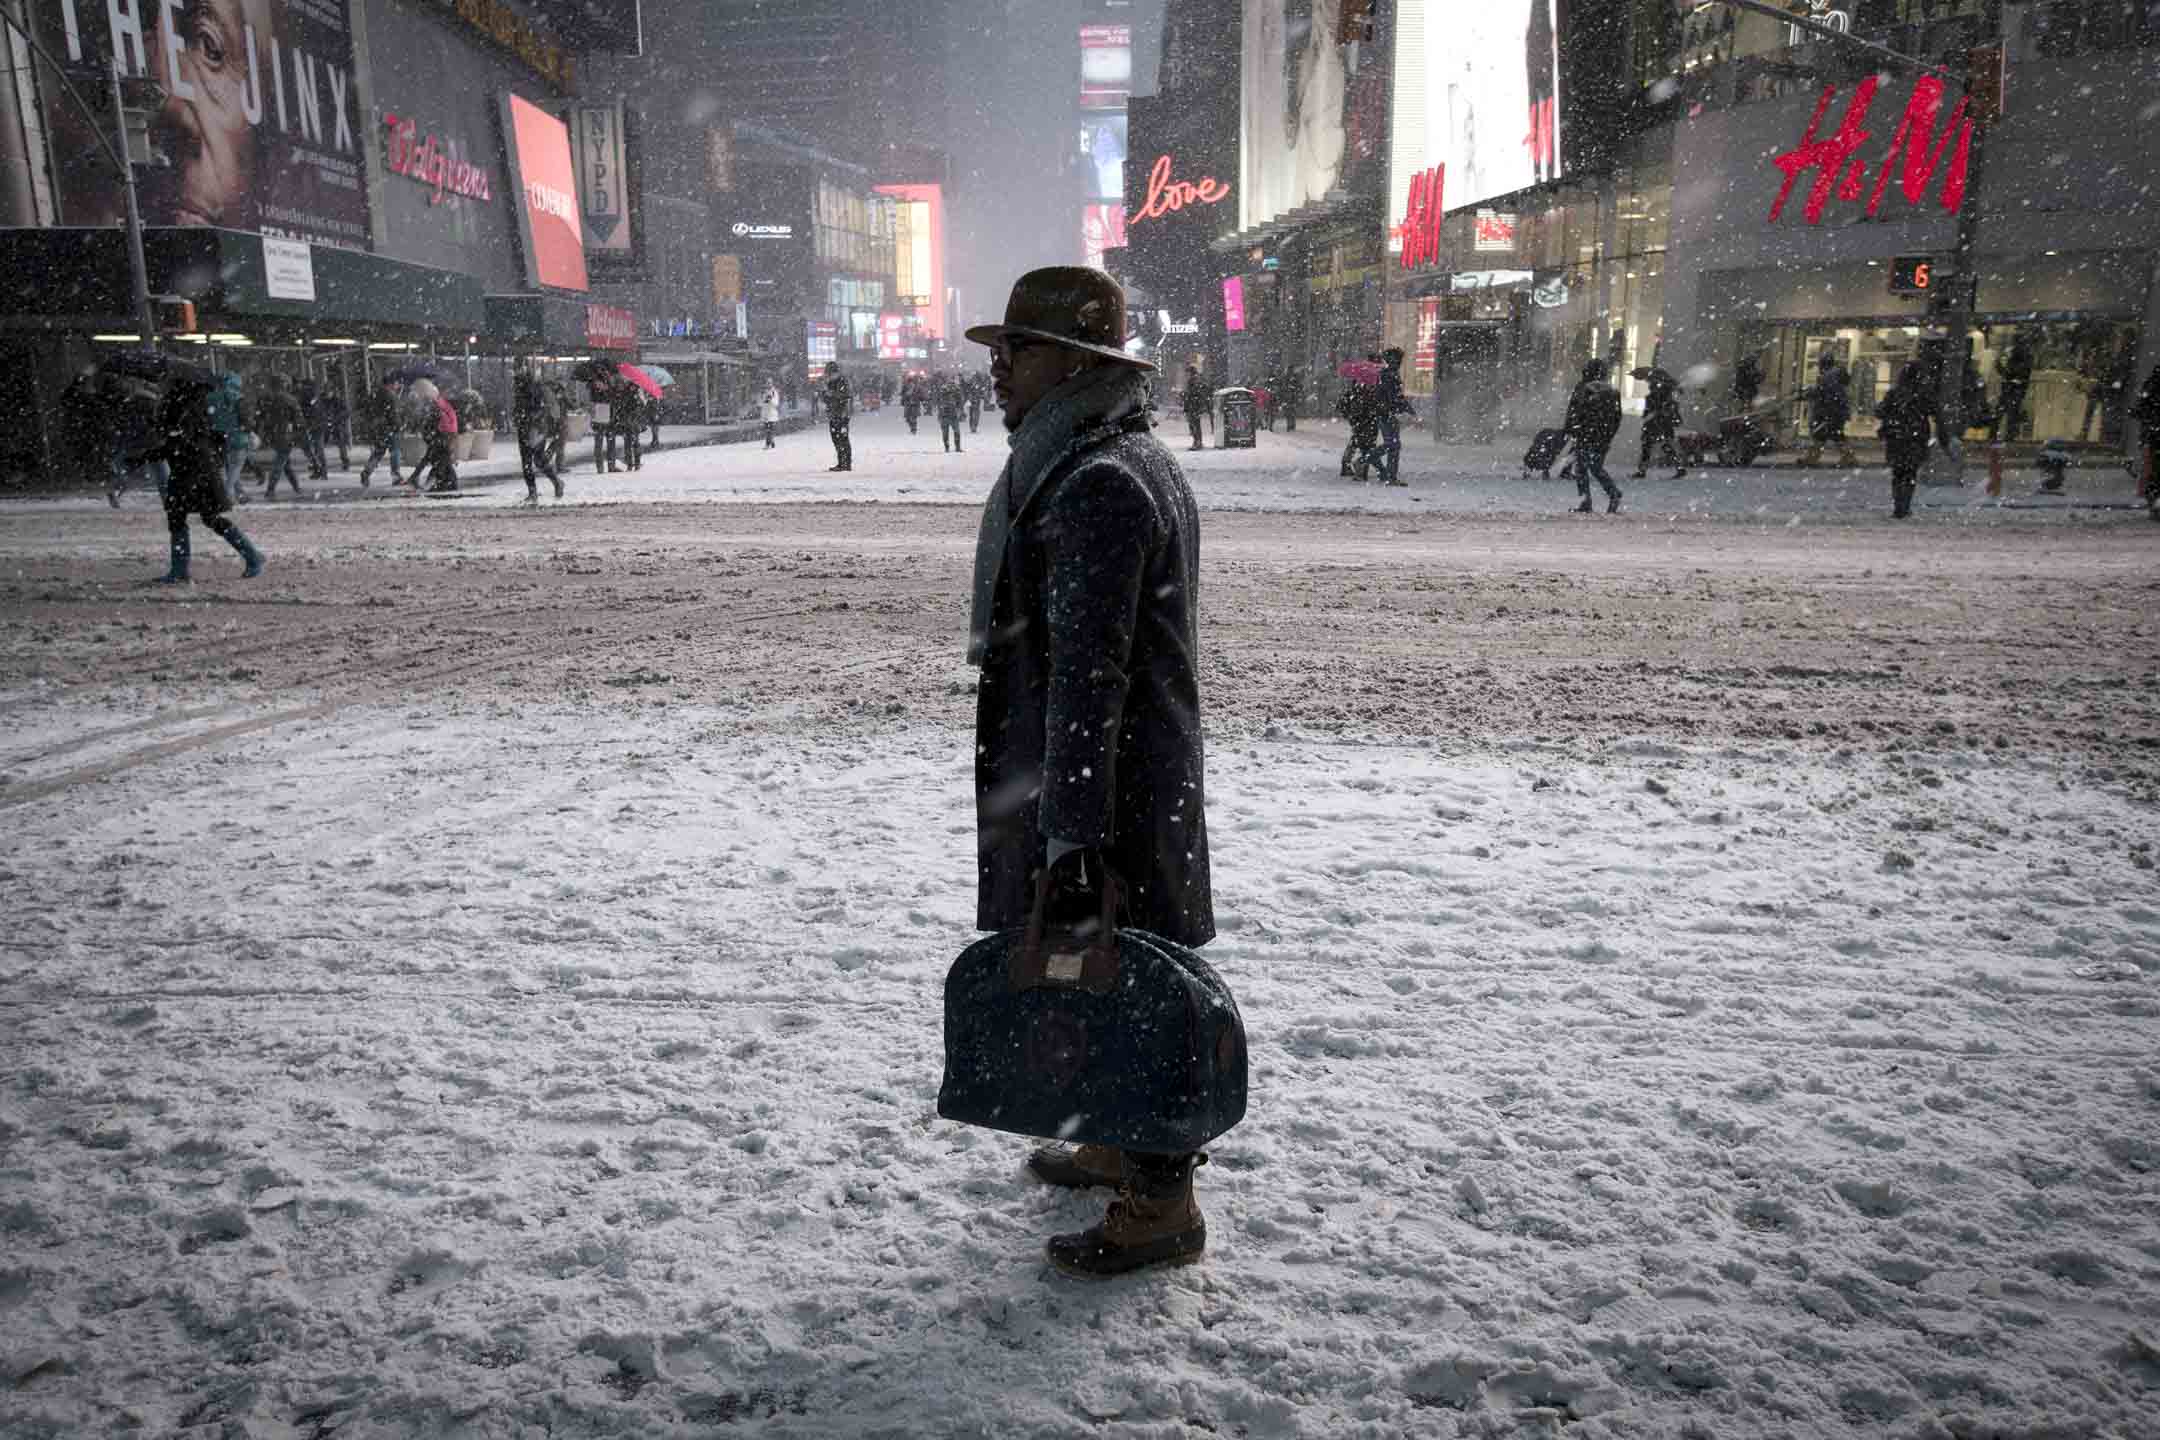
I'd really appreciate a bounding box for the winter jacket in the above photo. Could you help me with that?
[1377,366,1414,420]
[1810,366,1851,431]
[936,377,964,418]
[513,373,558,434]
[1564,378,1622,450]
[254,388,299,449]
[968,363,1213,947]
[760,386,782,423]
[1180,372,1210,416]
[208,378,250,458]
[1876,379,1937,470]
[822,373,852,420]
[155,377,230,516]
[2133,367,2160,434]
[433,394,459,437]
[1643,368,1683,432]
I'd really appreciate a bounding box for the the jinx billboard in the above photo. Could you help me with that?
[13,0,372,250]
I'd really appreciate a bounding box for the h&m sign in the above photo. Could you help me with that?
[1395,165,1444,271]
[1769,75,1974,226]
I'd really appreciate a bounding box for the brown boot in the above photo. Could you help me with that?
[1046,1153,1206,1279]
[1026,1142,1123,1189]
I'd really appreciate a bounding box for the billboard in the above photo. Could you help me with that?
[500,93,587,292]
[1080,24,1133,109]
[1080,113,1129,203]
[10,0,371,248]
[1239,0,1391,233]
[1082,202,1127,270]
[571,100,640,265]
[1390,0,1561,223]
[876,182,946,339]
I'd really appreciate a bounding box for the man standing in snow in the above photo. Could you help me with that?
[965,266,1215,1278]
[822,363,853,472]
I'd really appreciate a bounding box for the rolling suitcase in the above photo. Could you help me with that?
[938,871,1248,1154]
[1523,427,1568,479]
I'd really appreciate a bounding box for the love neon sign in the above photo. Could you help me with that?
[1397,165,1444,270]
[1769,75,1974,226]
[1131,154,1231,223]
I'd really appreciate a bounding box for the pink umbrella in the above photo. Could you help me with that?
[1337,360,1382,385]
[615,362,664,399]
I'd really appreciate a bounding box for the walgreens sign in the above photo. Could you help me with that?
[383,115,492,207]
[1769,75,1975,225]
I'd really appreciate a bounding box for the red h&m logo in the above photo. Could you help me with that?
[1397,165,1444,270]
[1769,76,1974,226]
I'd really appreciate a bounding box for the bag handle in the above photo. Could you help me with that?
[1010,862,1124,997]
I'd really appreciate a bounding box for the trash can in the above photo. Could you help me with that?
[1217,387,1258,449]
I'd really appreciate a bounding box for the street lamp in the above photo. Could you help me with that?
[0,14,159,347]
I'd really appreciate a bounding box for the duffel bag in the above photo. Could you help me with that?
[938,869,1247,1154]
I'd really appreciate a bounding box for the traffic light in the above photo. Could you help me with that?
[154,297,198,334]
[1889,255,1935,295]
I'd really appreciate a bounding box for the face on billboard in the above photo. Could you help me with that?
[18,0,370,247]
[1396,0,1560,217]
[1081,114,1128,202]
[503,94,588,292]
[1239,0,1390,232]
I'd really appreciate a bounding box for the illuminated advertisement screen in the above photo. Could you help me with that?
[1081,202,1127,270]
[876,183,946,338]
[1081,113,1129,203]
[1080,24,1133,109]
[1239,0,1391,233]
[1390,0,1560,224]
[1223,275,1247,332]
[500,93,588,292]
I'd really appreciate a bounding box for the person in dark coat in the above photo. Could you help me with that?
[59,370,107,490]
[513,357,563,501]
[822,363,853,471]
[1338,367,1381,478]
[1990,333,2033,444]
[2132,363,2160,519]
[102,373,166,507]
[255,374,302,496]
[613,380,643,472]
[154,371,263,582]
[423,386,460,493]
[296,377,328,479]
[320,376,350,470]
[1634,364,1688,478]
[1876,361,1937,520]
[1563,358,1624,513]
[936,370,966,453]
[964,370,987,432]
[1803,352,1855,466]
[901,371,925,434]
[964,266,1214,1279]
[1731,350,1764,414]
[356,378,404,488]
[1180,363,1210,451]
[1376,347,1416,486]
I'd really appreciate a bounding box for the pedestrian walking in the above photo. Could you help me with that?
[513,358,563,501]
[614,381,644,472]
[356,377,404,488]
[320,375,351,470]
[1376,347,1416,486]
[211,373,252,508]
[962,265,1214,1277]
[823,363,853,471]
[255,374,302,496]
[647,388,662,452]
[1280,364,1301,431]
[1337,366,1381,479]
[296,376,328,479]
[153,369,263,582]
[936,370,966,453]
[1634,364,1688,478]
[2133,363,2160,520]
[1801,352,1855,467]
[423,385,460,493]
[589,375,618,474]
[1990,333,2034,444]
[964,370,986,433]
[1732,349,1764,414]
[60,370,107,490]
[901,372,925,435]
[760,379,782,449]
[1876,360,1937,520]
[1562,358,1624,513]
[104,373,167,507]
[1180,363,1209,451]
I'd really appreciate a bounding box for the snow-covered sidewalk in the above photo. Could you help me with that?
[4,694,2156,1437]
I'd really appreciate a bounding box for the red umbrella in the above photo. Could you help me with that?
[1337,360,1382,385]
[615,362,664,399]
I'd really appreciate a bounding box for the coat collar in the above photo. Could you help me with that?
[967,366,1152,665]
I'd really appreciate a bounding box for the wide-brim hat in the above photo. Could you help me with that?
[965,266,1154,372]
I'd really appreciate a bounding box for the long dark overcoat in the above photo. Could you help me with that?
[974,416,1214,946]
[157,381,231,517]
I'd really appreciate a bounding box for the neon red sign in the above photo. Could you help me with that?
[1397,165,1444,270]
[1131,154,1231,223]
[383,115,493,207]
[1769,76,1973,226]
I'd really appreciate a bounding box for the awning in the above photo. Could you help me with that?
[0,227,487,335]
[485,294,639,352]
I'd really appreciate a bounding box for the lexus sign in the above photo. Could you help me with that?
[731,222,795,239]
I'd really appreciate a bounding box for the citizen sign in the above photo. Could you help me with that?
[731,222,794,239]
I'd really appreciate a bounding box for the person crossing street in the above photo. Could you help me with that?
[1562,359,1624,514]
[513,358,563,501]
[937,370,966,453]
[823,363,854,471]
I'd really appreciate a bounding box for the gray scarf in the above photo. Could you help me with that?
[966,364,1151,665]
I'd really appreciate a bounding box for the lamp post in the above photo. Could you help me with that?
[0,13,159,346]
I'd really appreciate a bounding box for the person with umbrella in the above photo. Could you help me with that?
[152,365,263,582]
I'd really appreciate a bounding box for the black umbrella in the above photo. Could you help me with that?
[571,358,619,383]
[386,359,445,384]
[98,348,214,386]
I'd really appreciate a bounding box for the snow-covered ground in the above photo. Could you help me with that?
[2,414,2157,1438]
